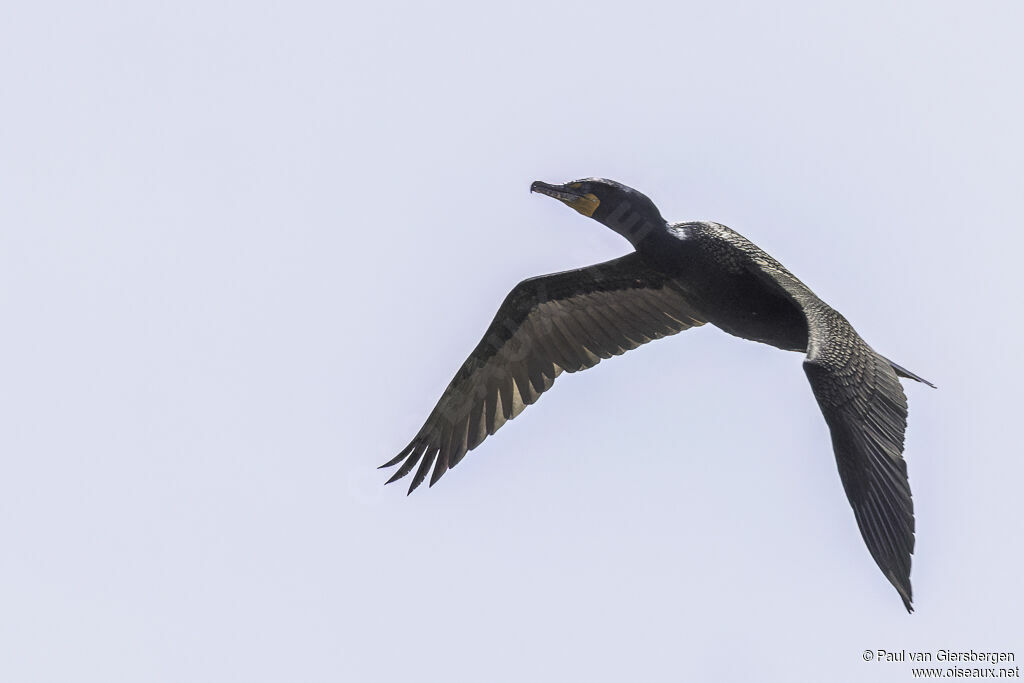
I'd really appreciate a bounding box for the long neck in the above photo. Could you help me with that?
[597,197,668,249]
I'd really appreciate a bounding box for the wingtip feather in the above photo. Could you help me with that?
[384,466,410,486]
[886,570,914,613]
[380,441,416,469]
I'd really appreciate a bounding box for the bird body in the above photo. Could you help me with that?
[381,178,933,611]
[652,222,810,351]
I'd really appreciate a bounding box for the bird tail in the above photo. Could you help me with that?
[883,355,936,388]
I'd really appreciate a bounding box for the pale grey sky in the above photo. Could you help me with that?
[2,1,1022,681]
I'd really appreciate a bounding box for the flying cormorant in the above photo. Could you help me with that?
[381,178,933,612]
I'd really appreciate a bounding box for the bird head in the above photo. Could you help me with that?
[530,177,666,245]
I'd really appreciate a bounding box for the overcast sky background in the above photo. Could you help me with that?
[2,2,1022,681]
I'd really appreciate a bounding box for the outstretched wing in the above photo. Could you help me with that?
[382,253,707,494]
[800,303,915,611]
[744,252,917,611]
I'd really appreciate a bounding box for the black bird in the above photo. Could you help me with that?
[381,178,933,611]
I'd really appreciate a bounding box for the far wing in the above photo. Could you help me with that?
[801,303,915,611]
[744,253,917,611]
[381,253,706,494]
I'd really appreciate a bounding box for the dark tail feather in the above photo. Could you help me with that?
[883,356,936,388]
